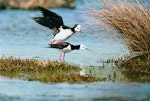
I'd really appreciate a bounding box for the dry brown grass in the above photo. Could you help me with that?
[91,1,150,66]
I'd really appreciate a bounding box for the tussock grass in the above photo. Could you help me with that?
[0,57,105,83]
[92,1,150,66]
[90,1,150,79]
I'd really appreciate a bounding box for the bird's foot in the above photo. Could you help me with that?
[49,40,56,45]
[58,41,67,46]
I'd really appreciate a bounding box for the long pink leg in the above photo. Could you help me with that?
[62,53,65,62]
[59,53,62,61]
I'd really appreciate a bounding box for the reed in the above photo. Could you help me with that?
[92,1,150,67]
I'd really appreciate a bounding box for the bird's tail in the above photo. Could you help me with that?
[46,46,52,48]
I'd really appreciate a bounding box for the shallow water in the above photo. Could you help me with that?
[0,76,150,101]
[0,0,128,66]
[0,0,150,100]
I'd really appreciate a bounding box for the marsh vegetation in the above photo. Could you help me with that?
[0,57,105,83]
[91,1,150,79]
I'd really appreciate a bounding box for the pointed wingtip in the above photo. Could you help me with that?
[32,17,40,21]
[38,6,47,11]
[38,6,43,10]
[32,17,36,20]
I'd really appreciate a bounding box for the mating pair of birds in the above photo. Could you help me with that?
[33,7,90,61]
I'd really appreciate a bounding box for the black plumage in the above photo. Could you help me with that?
[33,7,69,35]
[49,42,80,50]
[33,7,81,43]
[47,42,92,62]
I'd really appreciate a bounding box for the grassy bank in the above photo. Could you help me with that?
[91,1,150,78]
[0,57,105,83]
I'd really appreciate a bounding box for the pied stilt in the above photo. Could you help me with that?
[33,7,81,45]
[47,42,92,62]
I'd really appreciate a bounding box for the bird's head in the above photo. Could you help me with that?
[79,44,86,50]
[74,24,81,32]
[79,44,93,52]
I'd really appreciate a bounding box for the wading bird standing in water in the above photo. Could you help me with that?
[33,7,82,45]
[48,42,92,62]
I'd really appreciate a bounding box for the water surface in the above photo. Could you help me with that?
[0,0,150,100]
[0,77,150,101]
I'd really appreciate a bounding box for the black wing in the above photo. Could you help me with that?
[33,7,64,32]
[49,42,70,49]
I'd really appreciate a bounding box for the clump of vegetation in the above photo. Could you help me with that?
[98,1,150,58]
[91,1,150,80]
[0,57,80,72]
[120,58,150,82]
[0,57,105,83]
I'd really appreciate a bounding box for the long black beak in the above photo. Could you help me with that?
[85,48,94,52]
[80,29,84,33]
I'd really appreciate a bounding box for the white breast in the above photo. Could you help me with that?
[59,45,72,53]
[53,29,73,41]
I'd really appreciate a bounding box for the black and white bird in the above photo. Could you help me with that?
[33,7,81,44]
[47,42,92,62]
